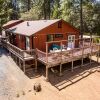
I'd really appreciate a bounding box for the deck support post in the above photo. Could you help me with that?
[59,64,63,76]
[9,51,11,57]
[15,56,17,64]
[23,61,26,73]
[71,49,74,72]
[46,65,49,81]
[81,40,84,67]
[71,61,74,72]
[13,55,15,61]
[81,57,84,67]
[35,59,37,72]
[19,59,21,68]
[90,47,93,66]
[59,41,63,76]
[81,54,83,67]
[90,54,92,66]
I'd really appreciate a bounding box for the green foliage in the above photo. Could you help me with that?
[20,0,44,20]
[61,0,80,27]
[0,0,12,31]
[52,0,61,19]
[20,8,40,20]
[60,0,100,35]
[0,0,100,35]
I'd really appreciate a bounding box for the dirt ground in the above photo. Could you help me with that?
[0,47,100,100]
[0,48,30,100]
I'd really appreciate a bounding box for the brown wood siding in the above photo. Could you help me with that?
[16,34,26,50]
[15,20,79,51]
[31,21,79,51]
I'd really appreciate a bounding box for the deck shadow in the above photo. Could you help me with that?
[0,47,9,56]
[49,62,99,91]
[26,59,99,90]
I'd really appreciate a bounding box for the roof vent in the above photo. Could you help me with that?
[27,21,30,26]
[44,20,47,22]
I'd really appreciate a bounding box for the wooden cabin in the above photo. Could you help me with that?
[2,19,100,81]
[3,19,79,51]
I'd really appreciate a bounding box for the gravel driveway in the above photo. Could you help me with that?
[0,47,29,100]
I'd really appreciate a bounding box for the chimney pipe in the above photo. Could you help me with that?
[27,22,29,26]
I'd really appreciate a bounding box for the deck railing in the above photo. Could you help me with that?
[36,37,100,65]
[36,46,99,65]
[1,37,99,64]
[36,49,47,63]
[2,40,35,60]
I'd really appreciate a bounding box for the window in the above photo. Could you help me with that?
[47,34,54,42]
[55,34,63,38]
[68,35,75,43]
[58,21,62,28]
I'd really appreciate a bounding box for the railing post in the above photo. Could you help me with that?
[22,51,24,59]
[35,49,38,72]
[59,41,63,76]
[19,59,22,68]
[46,42,48,64]
[23,61,25,73]
[81,39,84,67]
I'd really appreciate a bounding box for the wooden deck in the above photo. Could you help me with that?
[1,40,37,73]
[37,45,99,66]
[1,37,100,81]
[2,40,35,61]
[36,38,100,81]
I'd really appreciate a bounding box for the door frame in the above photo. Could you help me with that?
[68,35,75,48]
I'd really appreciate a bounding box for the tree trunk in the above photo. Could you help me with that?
[27,0,31,11]
[43,0,47,19]
[80,0,83,39]
[48,0,51,19]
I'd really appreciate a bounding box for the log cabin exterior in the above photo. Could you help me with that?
[3,19,79,51]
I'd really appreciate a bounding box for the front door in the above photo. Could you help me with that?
[68,35,75,48]
[26,37,30,50]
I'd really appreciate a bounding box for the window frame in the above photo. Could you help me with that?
[47,34,54,42]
